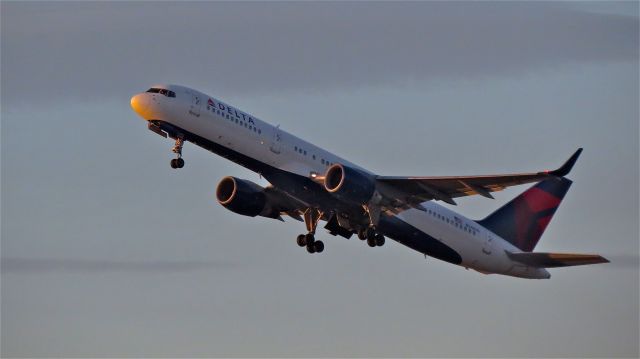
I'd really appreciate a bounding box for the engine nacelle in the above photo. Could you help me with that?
[324,164,376,204]
[215,176,279,219]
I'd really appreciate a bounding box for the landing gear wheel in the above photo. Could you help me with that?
[306,243,316,254]
[171,158,184,169]
[366,226,377,240]
[367,237,377,247]
[305,233,315,245]
[314,241,324,253]
[375,234,385,247]
[305,233,316,253]
[296,234,307,247]
[357,229,367,240]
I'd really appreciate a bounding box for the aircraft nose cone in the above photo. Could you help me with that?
[130,94,149,119]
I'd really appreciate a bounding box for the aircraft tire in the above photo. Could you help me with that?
[366,226,377,240]
[305,233,315,245]
[296,234,307,247]
[367,237,376,247]
[375,234,385,247]
[314,241,324,253]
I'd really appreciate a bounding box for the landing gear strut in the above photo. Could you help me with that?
[170,137,185,169]
[295,208,324,254]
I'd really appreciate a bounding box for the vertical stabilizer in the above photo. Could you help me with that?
[477,177,572,252]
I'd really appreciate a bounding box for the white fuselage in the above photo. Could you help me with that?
[131,84,550,279]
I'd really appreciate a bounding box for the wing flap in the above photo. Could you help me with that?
[506,251,609,268]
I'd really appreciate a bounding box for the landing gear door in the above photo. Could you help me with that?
[270,125,282,154]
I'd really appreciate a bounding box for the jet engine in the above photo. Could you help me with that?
[324,164,376,204]
[215,176,281,219]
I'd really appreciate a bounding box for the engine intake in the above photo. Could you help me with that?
[324,164,375,204]
[216,176,279,218]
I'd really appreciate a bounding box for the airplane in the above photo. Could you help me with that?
[130,84,608,279]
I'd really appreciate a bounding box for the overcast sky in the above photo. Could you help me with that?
[2,2,638,357]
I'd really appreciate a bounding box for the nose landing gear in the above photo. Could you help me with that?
[170,158,184,169]
[170,137,185,169]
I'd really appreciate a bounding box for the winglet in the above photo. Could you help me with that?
[547,148,583,177]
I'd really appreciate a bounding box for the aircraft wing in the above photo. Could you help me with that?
[263,185,308,222]
[375,149,582,212]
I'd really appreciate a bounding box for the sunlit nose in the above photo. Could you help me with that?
[130,94,149,119]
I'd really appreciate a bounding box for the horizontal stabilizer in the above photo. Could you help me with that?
[507,251,609,268]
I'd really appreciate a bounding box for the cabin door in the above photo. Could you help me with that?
[270,125,282,154]
[482,233,494,255]
[190,93,201,116]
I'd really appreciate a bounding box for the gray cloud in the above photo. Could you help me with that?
[604,254,640,268]
[1,3,637,357]
[1,2,637,105]
[1,258,234,273]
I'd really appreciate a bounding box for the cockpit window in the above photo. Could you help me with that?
[146,88,176,98]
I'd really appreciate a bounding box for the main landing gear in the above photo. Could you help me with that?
[357,226,385,248]
[295,208,324,254]
[170,137,185,169]
[296,233,324,254]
